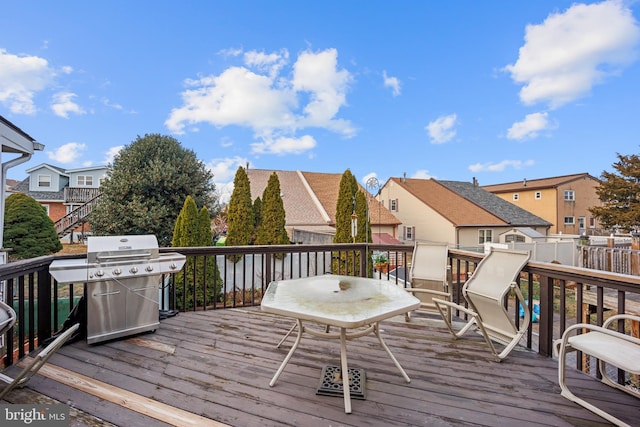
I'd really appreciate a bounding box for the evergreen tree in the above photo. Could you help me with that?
[255,172,289,248]
[590,151,640,233]
[90,134,217,247]
[332,169,362,275]
[3,193,62,260]
[226,167,254,260]
[333,169,358,244]
[252,196,262,236]
[171,196,223,310]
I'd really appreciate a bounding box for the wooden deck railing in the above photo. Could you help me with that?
[1,244,640,381]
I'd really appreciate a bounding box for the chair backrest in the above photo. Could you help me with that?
[463,247,530,342]
[410,241,449,282]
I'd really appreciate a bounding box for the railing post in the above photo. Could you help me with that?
[37,268,53,342]
[538,274,554,357]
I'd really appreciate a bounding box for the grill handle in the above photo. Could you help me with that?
[96,252,152,261]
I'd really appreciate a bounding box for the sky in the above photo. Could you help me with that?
[2,1,640,203]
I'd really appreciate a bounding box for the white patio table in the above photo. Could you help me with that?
[261,274,420,413]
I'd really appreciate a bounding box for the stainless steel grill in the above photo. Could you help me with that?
[50,235,185,344]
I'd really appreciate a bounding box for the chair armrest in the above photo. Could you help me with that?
[432,298,478,318]
[405,288,450,298]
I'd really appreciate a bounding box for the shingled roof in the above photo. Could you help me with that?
[481,173,599,193]
[390,178,550,227]
[247,169,401,228]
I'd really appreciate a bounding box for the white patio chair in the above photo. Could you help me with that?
[554,313,640,427]
[0,323,80,400]
[433,247,531,362]
[404,241,451,322]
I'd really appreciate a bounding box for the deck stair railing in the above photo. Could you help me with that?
[54,193,101,238]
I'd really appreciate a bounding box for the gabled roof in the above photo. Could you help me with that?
[25,163,68,176]
[481,173,599,193]
[389,178,551,227]
[247,169,401,228]
[247,169,329,226]
[302,171,401,226]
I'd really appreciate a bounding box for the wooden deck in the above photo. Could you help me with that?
[2,307,639,426]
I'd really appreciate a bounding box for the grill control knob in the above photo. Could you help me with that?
[113,268,122,276]
[130,266,138,274]
[145,265,154,272]
[95,270,104,277]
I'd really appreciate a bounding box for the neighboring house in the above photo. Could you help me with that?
[378,177,551,250]
[246,169,402,244]
[11,164,109,240]
[481,173,603,235]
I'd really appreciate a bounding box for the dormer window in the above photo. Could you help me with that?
[37,174,51,188]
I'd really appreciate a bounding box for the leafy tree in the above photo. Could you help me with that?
[90,134,217,247]
[226,167,254,259]
[255,172,289,248]
[590,151,640,233]
[3,193,62,260]
[171,196,223,310]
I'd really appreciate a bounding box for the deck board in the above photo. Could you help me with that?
[3,307,639,426]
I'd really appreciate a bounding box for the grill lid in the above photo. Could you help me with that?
[87,235,159,263]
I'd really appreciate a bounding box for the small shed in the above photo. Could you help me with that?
[499,227,545,244]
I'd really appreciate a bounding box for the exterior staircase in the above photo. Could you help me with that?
[55,193,101,238]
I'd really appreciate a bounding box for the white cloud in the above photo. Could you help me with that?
[0,49,54,114]
[206,156,249,204]
[166,48,355,155]
[46,142,86,164]
[382,71,401,96]
[251,135,316,155]
[426,113,458,144]
[51,92,85,118]
[104,145,123,164]
[505,1,640,108]
[507,112,554,140]
[468,159,535,173]
[412,169,433,179]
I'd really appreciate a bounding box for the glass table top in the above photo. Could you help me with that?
[261,275,420,328]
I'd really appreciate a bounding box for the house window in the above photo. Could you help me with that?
[512,193,519,201]
[535,192,542,200]
[390,199,399,212]
[38,174,51,188]
[589,217,596,228]
[578,217,585,229]
[564,190,575,201]
[77,175,93,186]
[40,204,50,215]
[479,229,492,244]
[564,216,575,225]
[403,225,415,241]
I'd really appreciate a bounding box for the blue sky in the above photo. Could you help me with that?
[2,1,640,203]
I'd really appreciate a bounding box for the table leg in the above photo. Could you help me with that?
[374,323,411,383]
[339,327,352,414]
[270,319,303,387]
[276,322,297,348]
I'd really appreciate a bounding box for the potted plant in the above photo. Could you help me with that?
[372,252,389,273]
